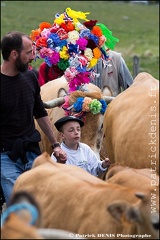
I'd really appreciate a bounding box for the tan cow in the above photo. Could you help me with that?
[1,190,84,239]
[103,72,159,173]
[12,152,159,239]
[36,75,114,159]
[105,163,159,191]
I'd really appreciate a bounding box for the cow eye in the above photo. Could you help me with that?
[96,139,101,150]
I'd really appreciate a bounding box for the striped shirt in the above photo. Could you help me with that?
[1,70,48,150]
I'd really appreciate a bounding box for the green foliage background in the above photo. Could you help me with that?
[1,1,159,79]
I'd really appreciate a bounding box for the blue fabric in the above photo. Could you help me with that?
[1,202,39,227]
[1,151,38,205]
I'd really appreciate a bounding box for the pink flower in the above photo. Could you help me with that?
[50,23,60,33]
[99,35,106,48]
[76,38,88,50]
[64,67,78,82]
[49,51,60,64]
[41,28,51,39]
[40,47,54,58]
[78,55,88,66]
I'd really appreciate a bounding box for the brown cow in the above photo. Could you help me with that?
[1,190,84,239]
[103,72,159,173]
[105,163,159,191]
[12,152,159,239]
[36,75,114,159]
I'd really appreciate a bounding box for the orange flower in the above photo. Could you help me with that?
[36,37,47,48]
[39,22,52,31]
[30,28,41,41]
[66,22,75,31]
[91,26,102,37]
[93,47,101,59]
[82,97,93,112]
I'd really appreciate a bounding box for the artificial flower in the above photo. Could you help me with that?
[48,51,60,65]
[56,28,68,40]
[61,21,75,32]
[36,37,47,48]
[93,47,101,59]
[39,47,54,58]
[98,35,106,48]
[91,26,102,37]
[64,67,78,81]
[30,29,41,41]
[41,28,52,39]
[73,97,84,112]
[39,22,52,31]
[84,48,93,61]
[58,59,69,71]
[68,30,79,42]
[86,39,97,50]
[83,20,97,29]
[78,55,88,66]
[76,38,88,50]
[59,46,69,60]
[99,99,107,114]
[88,58,98,68]
[82,97,93,112]
[89,99,102,114]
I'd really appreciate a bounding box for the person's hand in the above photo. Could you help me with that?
[53,147,67,163]
[102,158,110,169]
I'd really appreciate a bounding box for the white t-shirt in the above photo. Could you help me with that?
[51,142,107,176]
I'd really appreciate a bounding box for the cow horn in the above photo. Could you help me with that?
[103,96,115,103]
[43,97,65,109]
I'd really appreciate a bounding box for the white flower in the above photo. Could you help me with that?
[68,30,79,42]
[84,48,93,61]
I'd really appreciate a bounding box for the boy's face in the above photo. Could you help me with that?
[61,121,81,147]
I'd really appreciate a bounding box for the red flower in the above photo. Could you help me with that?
[83,20,97,29]
[36,37,47,48]
[86,39,97,50]
[61,21,75,32]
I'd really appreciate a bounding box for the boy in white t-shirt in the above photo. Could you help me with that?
[51,116,110,177]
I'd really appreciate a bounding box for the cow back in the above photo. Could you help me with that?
[103,72,159,173]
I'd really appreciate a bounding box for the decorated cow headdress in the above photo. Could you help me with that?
[30,7,119,92]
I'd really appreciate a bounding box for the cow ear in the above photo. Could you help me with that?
[107,200,140,223]
[102,85,113,97]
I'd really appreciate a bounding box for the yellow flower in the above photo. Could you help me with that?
[60,46,69,59]
[88,58,98,68]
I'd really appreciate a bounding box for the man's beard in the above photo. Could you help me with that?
[15,56,29,72]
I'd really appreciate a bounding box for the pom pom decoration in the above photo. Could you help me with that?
[73,97,107,115]
[30,7,119,92]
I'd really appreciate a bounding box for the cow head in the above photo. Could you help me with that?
[43,88,114,159]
